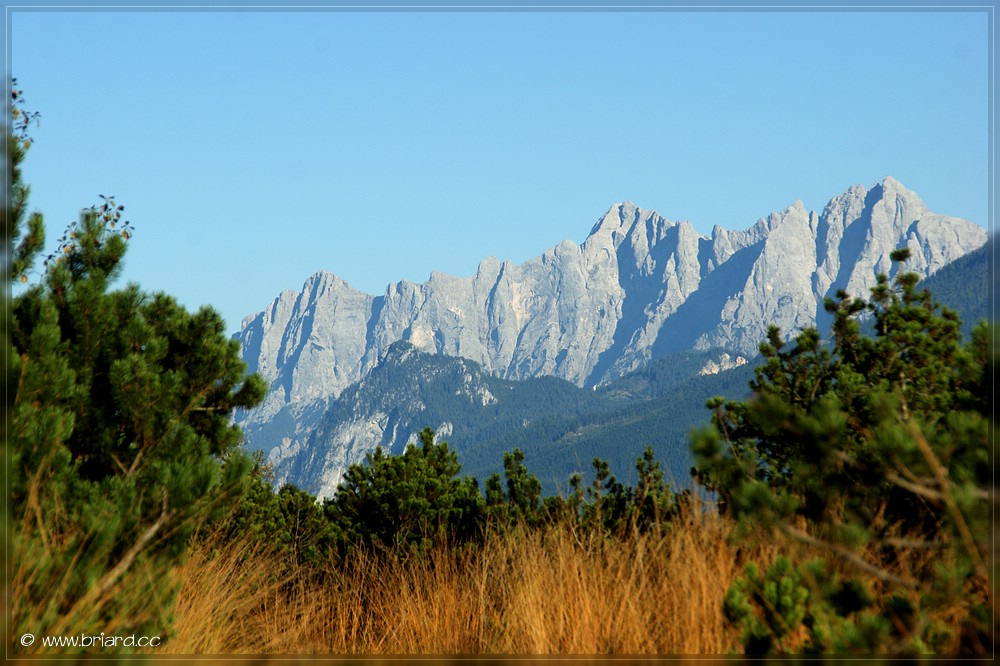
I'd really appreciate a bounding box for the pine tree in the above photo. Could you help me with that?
[7,82,266,651]
[326,427,485,556]
[484,447,543,529]
[693,249,991,653]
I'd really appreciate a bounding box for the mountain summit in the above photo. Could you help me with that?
[235,178,987,460]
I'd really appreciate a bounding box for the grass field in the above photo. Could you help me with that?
[162,504,775,655]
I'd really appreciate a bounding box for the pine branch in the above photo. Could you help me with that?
[51,494,173,636]
[905,421,988,580]
[777,523,916,589]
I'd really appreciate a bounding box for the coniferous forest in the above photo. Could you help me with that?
[7,84,994,656]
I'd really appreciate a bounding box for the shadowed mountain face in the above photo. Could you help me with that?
[234,177,987,484]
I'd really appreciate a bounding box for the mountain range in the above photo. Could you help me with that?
[234,177,988,497]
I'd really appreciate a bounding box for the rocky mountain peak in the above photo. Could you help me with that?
[589,201,649,238]
[879,174,918,197]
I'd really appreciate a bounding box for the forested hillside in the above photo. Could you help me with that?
[273,341,755,498]
[918,235,992,337]
[460,356,755,494]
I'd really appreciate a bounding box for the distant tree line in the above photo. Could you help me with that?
[214,428,685,569]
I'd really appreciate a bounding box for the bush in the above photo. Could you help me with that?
[325,427,485,557]
[693,249,991,654]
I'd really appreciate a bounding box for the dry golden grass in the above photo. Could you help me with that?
[162,505,777,655]
[14,498,983,656]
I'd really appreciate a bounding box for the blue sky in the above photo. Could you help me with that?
[9,5,992,335]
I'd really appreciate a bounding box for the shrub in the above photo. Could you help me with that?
[325,427,485,557]
[693,249,991,654]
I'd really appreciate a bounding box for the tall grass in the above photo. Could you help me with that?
[162,505,773,655]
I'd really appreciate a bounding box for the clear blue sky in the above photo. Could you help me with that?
[10,4,992,335]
